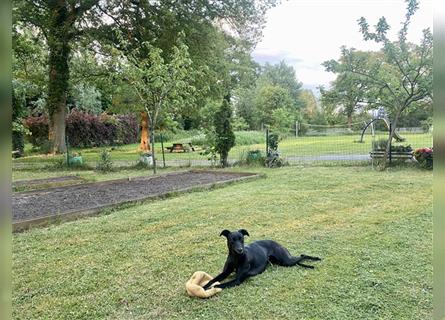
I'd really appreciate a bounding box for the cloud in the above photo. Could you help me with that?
[252,49,303,65]
[252,0,433,88]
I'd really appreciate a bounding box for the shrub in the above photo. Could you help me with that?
[96,149,113,172]
[25,114,49,147]
[372,139,412,152]
[413,147,433,169]
[265,132,285,168]
[246,149,266,165]
[24,110,139,150]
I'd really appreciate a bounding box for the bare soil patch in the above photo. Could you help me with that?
[12,170,259,231]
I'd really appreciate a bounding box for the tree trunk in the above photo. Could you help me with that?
[347,114,352,129]
[48,105,67,154]
[381,109,402,169]
[47,0,71,154]
[220,151,228,167]
[139,111,150,152]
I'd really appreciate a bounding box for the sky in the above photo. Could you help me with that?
[252,0,433,94]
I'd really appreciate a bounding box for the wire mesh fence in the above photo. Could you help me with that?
[12,124,433,171]
[262,122,433,166]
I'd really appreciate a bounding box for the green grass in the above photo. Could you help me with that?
[12,166,183,183]
[13,166,432,319]
[13,132,432,167]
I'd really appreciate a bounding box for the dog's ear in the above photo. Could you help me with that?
[220,229,231,237]
[238,229,249,237]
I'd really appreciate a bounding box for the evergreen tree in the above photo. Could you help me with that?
[214,95,236,167]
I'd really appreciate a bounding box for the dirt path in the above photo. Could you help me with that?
[12,170,259,231]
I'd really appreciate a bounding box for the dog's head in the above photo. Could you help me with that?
[220,229,249,255]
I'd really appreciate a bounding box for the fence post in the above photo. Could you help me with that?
[265,128,269,156]
[388,122,392,164]
[65,134,70,167]
[295,121,299,137]
[160,133,166,168]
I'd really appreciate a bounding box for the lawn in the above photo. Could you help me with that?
[13,131,432,167]
[12,166,432,319]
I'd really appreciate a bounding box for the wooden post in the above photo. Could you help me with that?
[388,122,392,164]
[151,125,157,174]
[160,133,166,168]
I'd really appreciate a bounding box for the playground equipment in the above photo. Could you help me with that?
[359,115,405,143]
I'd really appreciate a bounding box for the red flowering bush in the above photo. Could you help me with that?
[413,147,433,170]
[25,109,139,149]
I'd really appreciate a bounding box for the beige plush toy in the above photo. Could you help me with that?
[185,271,222,298]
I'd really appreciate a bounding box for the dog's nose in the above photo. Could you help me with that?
[235,248,243,254]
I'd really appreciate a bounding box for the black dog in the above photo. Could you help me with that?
[203,229,321,290]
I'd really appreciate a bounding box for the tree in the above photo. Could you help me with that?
[14,0,101,153]
[300,89,319,121]
[255,84,295,130]
[94,0,277,131]
[234,60,304,130]
[214,95,236,167]
[319,70,367,128]
[323,0,432,167]
[258,61,304,104]
[121,34,195,173]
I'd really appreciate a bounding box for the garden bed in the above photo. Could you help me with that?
[12,170,260,231]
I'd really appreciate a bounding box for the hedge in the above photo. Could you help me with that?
[25,109,139,149]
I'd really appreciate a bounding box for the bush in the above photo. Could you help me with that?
[413,147,433,169]
[372,139,412,152]
[96,149,113,172]
[265,132,285,168]
[25,114,49,147]
[234,149,264,167]
[24,110,139,150]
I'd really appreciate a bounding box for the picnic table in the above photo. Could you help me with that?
[165,143,196,153]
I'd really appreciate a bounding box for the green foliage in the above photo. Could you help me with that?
[70,83,103,114]
[232,116,250,131]
[319,70,367,127]
[372,138,389,151]
[258,61,303,103]
[213,96,236,167]
[267,132,280,152]
[234,131,266,146]
[96,149,114,172]
[300,89,319,120]
[372,139,413,152]
[323,0,432,168]
[265,132,285,168]
[246,149,266,165]
[234,61,303,131]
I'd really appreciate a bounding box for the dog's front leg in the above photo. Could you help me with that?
[203,262,234,290]
[214,266,249,289]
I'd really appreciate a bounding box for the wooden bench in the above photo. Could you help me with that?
[370,150,413,160]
